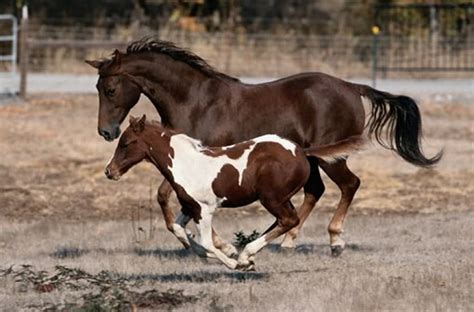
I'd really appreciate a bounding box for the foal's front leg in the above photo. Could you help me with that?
[170,213,192,249]
[156,180,188,245]
[194,206,238,269]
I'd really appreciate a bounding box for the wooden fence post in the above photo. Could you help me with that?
[19,5,29,99]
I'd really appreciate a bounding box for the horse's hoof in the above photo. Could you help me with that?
[330,245,344,257]
[280,237,296,249]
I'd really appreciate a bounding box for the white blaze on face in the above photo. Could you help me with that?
[167,134,297,206]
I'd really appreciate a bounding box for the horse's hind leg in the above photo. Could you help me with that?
[239,201,299,270]
[281,157,325,248]
[319,159,360,257]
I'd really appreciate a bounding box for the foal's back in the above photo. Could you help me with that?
[167,134,310,209]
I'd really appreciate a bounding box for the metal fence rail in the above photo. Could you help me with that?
[373,3,474,78]
[0,14,17,73]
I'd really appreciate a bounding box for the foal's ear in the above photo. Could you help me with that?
[130,114,146,133]
[85,59,105,69]
[112,49,122,66]
[129,115,138,125]
[138,114,147,129]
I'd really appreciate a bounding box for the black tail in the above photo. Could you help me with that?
[360,85,442,167]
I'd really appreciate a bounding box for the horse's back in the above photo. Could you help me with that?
[232,73,365,146]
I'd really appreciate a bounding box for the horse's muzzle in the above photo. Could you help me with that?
[99,126,120,141]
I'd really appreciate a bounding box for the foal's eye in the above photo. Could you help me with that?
[123,140,136,147]
[106,88,115,97]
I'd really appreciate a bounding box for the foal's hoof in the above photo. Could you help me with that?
[236,260,255,271]
[222,244,239,259]
[330,245,344,257]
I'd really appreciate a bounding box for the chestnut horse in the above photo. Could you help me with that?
[105,115,364,270]
[87,38,441,256]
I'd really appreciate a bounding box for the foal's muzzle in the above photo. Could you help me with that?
[104,167,120,181]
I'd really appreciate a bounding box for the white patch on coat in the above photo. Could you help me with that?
[167,134,297,206]
[252,134,297,157]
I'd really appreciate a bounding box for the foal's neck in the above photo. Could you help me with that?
[145,128,202,176]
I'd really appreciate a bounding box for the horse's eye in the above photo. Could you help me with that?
[106,88,115,97]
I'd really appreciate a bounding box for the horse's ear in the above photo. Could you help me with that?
[85,59,104,69]
[129,115,137,125]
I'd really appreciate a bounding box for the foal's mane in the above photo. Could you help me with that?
[125,38,239,82]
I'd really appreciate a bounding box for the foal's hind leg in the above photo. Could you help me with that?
[319,159,360,257]
[213,228,238,258]
[281,157,325,248]
[239,201,299,270]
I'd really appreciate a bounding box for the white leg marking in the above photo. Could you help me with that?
[238,235,268,265]
[194,207,238,269]
[330,233,346,248]
[171,213,191,248]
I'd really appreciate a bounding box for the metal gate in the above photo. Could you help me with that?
[0,14,18,96]
[372,3,473,83]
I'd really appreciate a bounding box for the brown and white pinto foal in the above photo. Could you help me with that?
[105,115,364,270]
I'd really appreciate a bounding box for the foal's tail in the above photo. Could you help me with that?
[304,135,367,163]
[359,85,442,167]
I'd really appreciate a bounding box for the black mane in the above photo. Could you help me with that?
[126,38,239,82]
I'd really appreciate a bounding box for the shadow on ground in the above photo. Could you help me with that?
[266,243,376,255]
[124,271,269,283]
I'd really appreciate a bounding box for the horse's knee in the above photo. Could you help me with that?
[342,176,360,195]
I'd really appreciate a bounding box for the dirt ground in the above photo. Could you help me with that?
[0,94,473,310]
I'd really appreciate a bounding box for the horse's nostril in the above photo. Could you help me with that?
[99,129,111,140]
[104,167,110,177]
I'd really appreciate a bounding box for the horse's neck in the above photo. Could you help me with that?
[128,55,239,130]
[126,56,213,127]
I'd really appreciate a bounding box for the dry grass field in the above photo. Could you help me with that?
[0,94,473,311]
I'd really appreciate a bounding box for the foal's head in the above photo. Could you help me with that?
[86,50,141,141]
[105,115,150,180]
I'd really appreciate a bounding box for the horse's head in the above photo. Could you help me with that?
[105,115,149,180]
[86,50,141,141]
